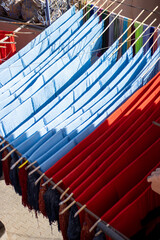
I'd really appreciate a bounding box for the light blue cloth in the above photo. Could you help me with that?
[0,6,76,87]
[0,14,98,113]
[0,8,83,96]
[11,46,145,161]
[0,12,97,100]
[0,21,104,138]
[15,49,119,156]
[38,47,158,172]
[7,40,119,150]
[25,46,146,163]
[6,40,118,146]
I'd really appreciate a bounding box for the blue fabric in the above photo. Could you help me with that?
[26,47,147,164]
[0,6,76,87]
[0,9,83,95]
[0,21,104,138]
[0,11,96,99]
[122,17,128,55]
[7,40,118,154]
[7,40,118,149]
[0,14,97,114]
[38,47,157,172]
[11,46,145,162]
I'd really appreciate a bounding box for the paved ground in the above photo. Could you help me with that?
[0,179,63,240]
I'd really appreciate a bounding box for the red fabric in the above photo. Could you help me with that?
[69,103,160,201]
[80,212,95,240]
[61,94,159,190]
[75,117,160,206]
[38,179,47,217]
[18,162,31,209]
[62,85,160,192]
[2,149,11,185]
[84,138,160,217]
[102,161,160,223]
[45,72,160,179]
[51,77,160,185]
[109,186,160,238]
[59,198,69,240]
[0,31,16,64]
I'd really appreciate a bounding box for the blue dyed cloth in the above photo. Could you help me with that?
[38,47,159,172]
[122,17,128,55]
[6,40,119,150]
[8,46,156,171]
[0,6,76,87]
[0,8,84,96]
[0,14,98,113]
[0,21,104,138]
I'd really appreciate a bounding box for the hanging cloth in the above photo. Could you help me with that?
[102,161,160,224]
[0,6,76,83]
[108,184,160,239]
[0,30,16,64]
[45,70,160,179]
[153,30,158,54]
[1,148,11,185]
[9,152,22,195]
[127,19,132,49]
[134,22,143,54]
[117,17,124,59]
[143,24,151,54]
[84,138,160,218]
[122,17,128,55]
[57,94,160,192]
[0,15,99,112]
[0,8,84,96]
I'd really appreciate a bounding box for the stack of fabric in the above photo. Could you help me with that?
[0,5,159,239]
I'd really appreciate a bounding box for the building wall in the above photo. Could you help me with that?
[96,0,160,27]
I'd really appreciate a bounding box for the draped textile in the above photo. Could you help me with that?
[0,31,16,64]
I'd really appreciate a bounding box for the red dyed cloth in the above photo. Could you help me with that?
[59,198,69,240]
[50,76,159,191]
[38,179,47,217]
[71,105,160,202]
[18,162,31,210]
[2,149,11,185]
[0,30,16,64]
[109,186,160,238]
[85,139,160,217]
[60,91,159,190]
[45,73,160,181]
[102,161,160,223]
[80,212,95,240]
